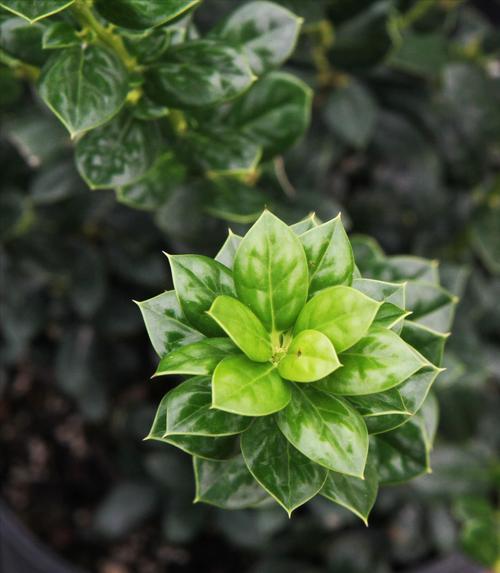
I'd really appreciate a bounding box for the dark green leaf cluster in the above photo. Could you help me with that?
[140,211,454,518]
[0,0,310,219]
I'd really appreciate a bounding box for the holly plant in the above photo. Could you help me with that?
[0,0,310,221]
[139,211,455,519]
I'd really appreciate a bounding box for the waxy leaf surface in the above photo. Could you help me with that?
[277,385,368,477]
[154,338,237,376]
[168,255,235,336]
[39,45,128,137]
[321,452,379,524]
[300,217,354,295]
[76,113,162,189]
[215,231,242,269]
[213,1,301,75]
[318,327,426,395]
[147,40,255,108]
[95,0,200,30]
[212,355,290,416]
[165,376,251,436]
[0,0,74,22]
[194,455,268,509]
[208,295,272,362]
[136,291,204,357]
[234,211,308,332]
[278,329,340,382]
[241,416,327,514]
[294,285,380,353]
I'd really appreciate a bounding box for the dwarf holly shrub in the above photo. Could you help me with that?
[0,0,310,220]
[139,211,455,518]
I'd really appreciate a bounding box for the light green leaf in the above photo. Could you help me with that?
[290,213,319,235]
[95,0,200,30]
[194,455,268,509]
[300,215,354,295]
[208,295,272,362]
[154,338,238,376]
[225,71,312,158]
[145,392,238,460]
[234,211,308,332]
[294,285,380,353]
[213,1,302,75]
[147,40,255,108]
[317,326,427,395]
[75,113,162,189]
[241,416,327,515]
[164,376,251,436]
[0,0,74,22]
[278,330,340,383]
[168,254,235,337]
[212,355,290,416]
[320,452,379,524]
[38,44,128,137]
[277,384,368,477]
[215,231,242,269]
[136,291,204,357]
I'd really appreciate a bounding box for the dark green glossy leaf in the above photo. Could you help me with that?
[39,44,129,137]
[324,80,377,148]
[373,393,438,484]
[147,40,255,108]
[353,278,407,329]
[294,286,380,353]
[300,216,354,295]
[132,95,169,120]
[213,1,302,75]
[154,338,237,377]
[0,16,46,66]
[42,21,80,49]
[234,211,308,332]
[277,384,368,477]
[400,321,448,366]
[168,254,235,337]
[278,330,340,383]
[212,355,291,417]
[0,0,74,22]
[136,291,204,357]
[405,281,457,333]
[194,455,268,509]
[215,231,242,269]
[208,295,272,362]
[183,128,261,175]
[225,71,312,158]
[317,326,427,395]
[75,113,162,189]
[374,256,440,284]
[95,0,199,30]
[320,451,378,524]
[164,376,251,436]
[205,178,269,224]
[390,33,448,77]
[116,153,186,211]
[471,199,500,275]
[145,392,238,460]
[241,416,327,515]
[350,234,385,272]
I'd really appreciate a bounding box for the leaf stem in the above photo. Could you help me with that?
[0,49,40,81]
[71,0,137,70]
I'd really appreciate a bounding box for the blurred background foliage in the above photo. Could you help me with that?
[1,0,499,572]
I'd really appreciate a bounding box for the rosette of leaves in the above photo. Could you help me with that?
[139,211,455,519]
[0,0,310,221]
